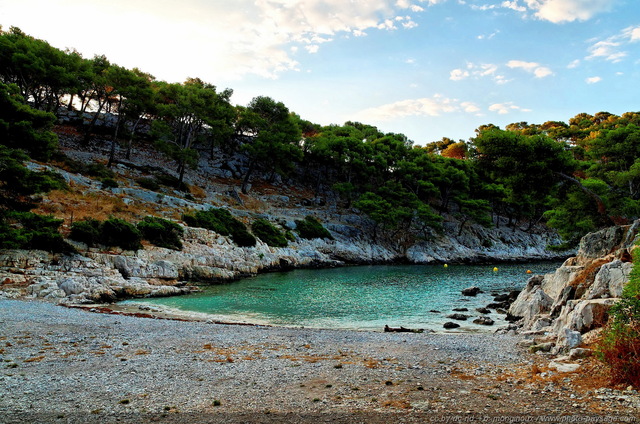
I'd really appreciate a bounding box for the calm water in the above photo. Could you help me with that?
[122,262,561,332]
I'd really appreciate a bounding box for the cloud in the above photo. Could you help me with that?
[353,95,482,121]
[489,102,531,114]
[507,60,553,77]
[449,62,503,82]
[567,59,580,69]
[586,26,640,63]
[523,0,615,23]
[586,76,602,84]
[0,0,437,82]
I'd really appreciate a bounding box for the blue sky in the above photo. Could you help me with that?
[1,0,639,144]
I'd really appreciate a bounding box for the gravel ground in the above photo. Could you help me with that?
[1,299,638,424]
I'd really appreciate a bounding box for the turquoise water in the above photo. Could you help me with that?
[122,262,562,332]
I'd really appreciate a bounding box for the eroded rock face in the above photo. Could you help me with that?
[508,220,639,351]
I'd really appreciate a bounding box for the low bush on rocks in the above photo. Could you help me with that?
[598,243,640,388]
[294,216,333,240]
[70,217,142,251]
[252,219,288,247]
[137,216,183,250]
[0,211,73,252]
[182,208,256,247]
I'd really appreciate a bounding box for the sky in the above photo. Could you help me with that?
[1,0,639,145]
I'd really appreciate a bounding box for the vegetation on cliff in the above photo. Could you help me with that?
[599,241,640,388]
[2,26,640,252]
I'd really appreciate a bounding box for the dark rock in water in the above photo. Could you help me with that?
[452,307,469,312]
[443,322,460,329]
[508,290,521,301]
[446,313,469,321]
[473,316,495,326]
[384,325,424,333]
[486,302,509,310]
[493,294,510,302]
[496,309,508,315]
[476,307,491,314]
[429,310,441,313]
[505,313,521,323]
[462,286,482,296]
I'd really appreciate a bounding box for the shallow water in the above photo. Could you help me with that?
[122,262,562,332]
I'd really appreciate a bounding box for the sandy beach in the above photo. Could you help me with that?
[1,299,638,423]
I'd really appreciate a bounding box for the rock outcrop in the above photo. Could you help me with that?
[508,220,638,351]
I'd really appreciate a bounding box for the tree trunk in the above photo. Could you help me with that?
[241,159,256,194]
[126,116,143,160]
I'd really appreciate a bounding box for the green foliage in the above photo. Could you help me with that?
[153,173,190,192]
[182,208,256,247]
[0,145,67,210]
[135,177,160,191]
[597,244,640,388]
[137,216,183,250]
[252,219,288,247]
[0,211,72,252]
[100,178,118,189]
[0,81,58,160]
[294,216,333,240]
[100,218,142,251]
[69,218,102,247]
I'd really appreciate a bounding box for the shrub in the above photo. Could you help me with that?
[70,218,102,246]
[154,173,189,192]
[137,216,183,250]
[597,244,640,388]
[0,211,73,253]
[182,208,256,247]
[136,177,160,191]
[100,218,142,251]
[100,178,119,189]
[294,216,333,240]
[252,219,288,247]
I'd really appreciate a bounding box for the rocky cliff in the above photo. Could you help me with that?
[508,220,638,352]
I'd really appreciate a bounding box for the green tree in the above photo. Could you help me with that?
[238,96,302,193]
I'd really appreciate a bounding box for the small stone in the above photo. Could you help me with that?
[462,286,482,296]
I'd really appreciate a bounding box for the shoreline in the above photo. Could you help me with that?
[2,298,639,422]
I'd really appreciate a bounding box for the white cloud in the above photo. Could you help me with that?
[489,102,531,114]
[587,40,627,62]
[567,59,580,69]
[353,95,481,121]
[0,0,439,82]
[507,60,553,77]
[450,62,502,82]
[586,76,602,84]
[523,0,615,23]
[623,25,640,42]
[501,1,526,12]
[450,68,470,81]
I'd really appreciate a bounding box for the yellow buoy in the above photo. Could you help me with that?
[526,270,532,274]
[493,267,499,272]
[444,264,448,268]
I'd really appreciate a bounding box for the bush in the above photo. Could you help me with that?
[598,244,640,388]
[294,216,333,240]
[100,178,119,189]
[137,216,183,250]
[154,173,190,192]
[70,218,102,246]
[182,208,256,247]
[0,211,73,253]
[100,218,142,251]
[252,219,288,247]
[136,177,160,191]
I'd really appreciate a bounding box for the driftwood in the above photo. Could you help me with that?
[384,325,424,333]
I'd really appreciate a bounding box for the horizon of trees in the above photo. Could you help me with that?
[2,26,640,247]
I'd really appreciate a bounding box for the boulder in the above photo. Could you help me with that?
[473,317,494,326]
[446,313,469,321]
[554,298,617,334]
[443,322,460,329]
[461,286,482,296]
[585,259,632,299]
[508,277,553,326]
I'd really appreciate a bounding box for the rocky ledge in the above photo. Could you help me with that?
[508,220,638,358]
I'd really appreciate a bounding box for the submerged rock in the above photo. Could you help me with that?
[461,286,482,296]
